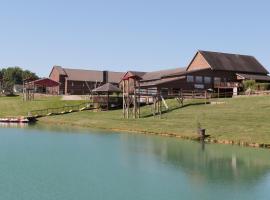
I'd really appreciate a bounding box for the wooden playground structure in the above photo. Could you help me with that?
[122,73,141,119]
[122,72,211,119]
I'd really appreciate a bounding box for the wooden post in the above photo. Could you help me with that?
[153,97,156,116]
[138,81,140,118]
[127,79,129,118]
[107,92,109,110]
[159,97,162,119]
[204,90,207,104]
[133,80,136,119]
[123,79,125,118]
[65,77,68,95]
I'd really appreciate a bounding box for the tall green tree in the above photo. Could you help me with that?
[0,67,38,94]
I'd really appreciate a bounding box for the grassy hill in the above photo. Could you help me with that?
[0,95,270,145]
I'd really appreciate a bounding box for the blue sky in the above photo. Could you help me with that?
[0,0,269,77]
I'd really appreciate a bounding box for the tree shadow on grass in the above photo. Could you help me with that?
[140,102,210,118]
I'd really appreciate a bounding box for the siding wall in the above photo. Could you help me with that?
[187,52,211,71]
[178,69,237,90]
[142,69,238,92]
[48,68,61,94]
[66,80,105,95]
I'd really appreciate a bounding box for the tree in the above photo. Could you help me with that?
[0,70,3,94]
[0,67,39,94]
[22,70,38,81]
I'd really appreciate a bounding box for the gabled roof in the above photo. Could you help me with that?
[161,68,206,78]
[53,66,67,76]
[64,68,103,82]
[92,83,122,93]
[50,66,124,83]
[140,76,185,88]
[49,66,67,77]
[190,50,269,74]
[32,78,60,87]
[121,71,146,81]
[108,71,126,83]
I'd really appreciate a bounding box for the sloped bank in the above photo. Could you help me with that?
[37,117,270,150]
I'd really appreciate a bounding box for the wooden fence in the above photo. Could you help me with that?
[28,102,93,118]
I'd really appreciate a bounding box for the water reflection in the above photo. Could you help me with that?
[119,134,270,184]
[0,126,269,200]
[6,124,270,187]
[0,122,28,128]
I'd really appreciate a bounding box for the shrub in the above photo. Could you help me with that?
[255,83,270,91]
[243,80,256,91]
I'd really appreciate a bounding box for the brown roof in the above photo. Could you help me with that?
[140,76,185,88]
[198,50,269,74]
[236,73,270,81]
[127,71,147,79]
[141,67,186,81]
[161,68,206,78]
[33,78,60,87]
[108,71,125,83]
[54,66,67,76]
[121,71,146,81]
[53,66,124,83]
[92,83,122,93]
[64,68,103,82]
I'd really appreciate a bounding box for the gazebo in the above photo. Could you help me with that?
[92,83,122,110]
[23,78,60,101]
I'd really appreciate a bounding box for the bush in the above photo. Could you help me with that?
[255,83,270,91]
[243,80,270,91]
[243,80,256,91]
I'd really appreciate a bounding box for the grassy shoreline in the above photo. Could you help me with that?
[1,95,270,148]
[38,113,270,149]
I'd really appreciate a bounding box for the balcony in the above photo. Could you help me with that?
[214,82,242,88]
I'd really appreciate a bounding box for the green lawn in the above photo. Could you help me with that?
[0,95,85,117]
[0,95,270,145]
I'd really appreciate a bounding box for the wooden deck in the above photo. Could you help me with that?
[214,82,242,88]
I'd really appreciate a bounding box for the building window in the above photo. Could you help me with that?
[204,76,211,84]
[72,82,74,87]
[161,88,169,96]
[187,75,194,83]
[214,77,221,84]
[195,76,203,83]
[194,84,204,89]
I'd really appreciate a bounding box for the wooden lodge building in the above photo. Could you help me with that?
[48,50,270,96]
[49,66,125,95]
[134,50,270,95]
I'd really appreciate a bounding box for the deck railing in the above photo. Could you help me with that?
[214,82,242,88]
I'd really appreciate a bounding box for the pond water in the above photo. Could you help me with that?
[0,126,269,200]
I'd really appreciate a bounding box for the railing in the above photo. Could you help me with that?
[28,102,93,117]
[214,82,242,88]
[137,90,211,104]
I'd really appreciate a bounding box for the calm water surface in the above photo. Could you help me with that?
[0,126,269,200]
